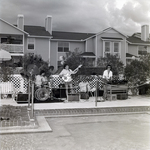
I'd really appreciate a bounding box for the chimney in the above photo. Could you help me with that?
[17,14,24,30]
[141,25,149,41]
[45,15,52,35]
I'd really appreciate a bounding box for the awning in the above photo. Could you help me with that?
[80,52,96,58]
[126,53,138,58]
[101,37,123,41]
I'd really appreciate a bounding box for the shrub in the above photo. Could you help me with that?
[97,54,124,75]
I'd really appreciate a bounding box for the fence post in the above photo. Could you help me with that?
[30,82,34,121]
[95,76,98,107]
[27,79,31,111]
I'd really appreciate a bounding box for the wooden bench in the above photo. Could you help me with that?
[106,85,128,100]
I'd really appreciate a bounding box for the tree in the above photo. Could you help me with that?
[64,49,97,75]
[97,54,124,75]
[139,53,150,79]
[124,59,149,95]
[22,54,49,78]
[0,63,13,82]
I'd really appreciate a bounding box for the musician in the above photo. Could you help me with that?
[103,64,113,100]
[103,64,113,82]
[35,70,48,88]
[59,63,79,98]
[49,65,55,75]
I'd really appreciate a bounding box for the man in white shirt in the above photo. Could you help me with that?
[59,64,79,98]
[103,65,113,82]
[103,65,113,100]
[35,70,48,88]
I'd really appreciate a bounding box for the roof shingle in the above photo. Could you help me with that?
[24,25,51,37]
[51,31,95,40]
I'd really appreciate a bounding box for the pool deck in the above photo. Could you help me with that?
[0,95,150,110]
[0,95,150,134]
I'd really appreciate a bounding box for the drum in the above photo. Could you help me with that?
[35,87,49,101]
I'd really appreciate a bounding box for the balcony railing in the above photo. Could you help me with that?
[0,44,23,53]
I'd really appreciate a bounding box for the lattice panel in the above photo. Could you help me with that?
[0,75,28,93]
[51,75,105,93]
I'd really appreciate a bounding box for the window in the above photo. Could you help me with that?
[27,38,35,50]
[138,46,147,55]
[114,42,119,52]
[103,41,121,57]
[105,42,110,52]
[58,42,69,52]
[113,42,120,57]
[1,38,7,43]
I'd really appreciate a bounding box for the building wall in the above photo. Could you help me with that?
[50,41,58,69]
[35,38,50,61]
[0,20,24,35]
[50,40,85,70]
[86,38,95,52]
[128,45,138,56]
[96,30,127,64]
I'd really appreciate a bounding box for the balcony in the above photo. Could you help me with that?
[0,44,23,54]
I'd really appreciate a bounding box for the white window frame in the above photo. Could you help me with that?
[113,42,120,58]
[27,38,35,50]
[104,41,111,56]
[58,42,69,52]
[138,46,147,56]
[103,40,121,58]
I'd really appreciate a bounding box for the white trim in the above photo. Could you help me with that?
[11,54,24,56]
[125,39,126,66]
[85,40,87,52]
[136,46,138,56]
[85,27,128,41]
[56,42,58,69]
[95,36,97,66]
[127,42,150,45]
[49,40,51,65]
[101,38,123,41]
[23,34,24,54]
[103,40,105,57]
[51,39,84,42]
[28,35,52,39]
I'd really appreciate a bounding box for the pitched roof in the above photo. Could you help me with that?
[51,31,95,40]
[127,34,150,44]
[24,25,51,37]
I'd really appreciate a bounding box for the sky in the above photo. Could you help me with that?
[0,0,150,36]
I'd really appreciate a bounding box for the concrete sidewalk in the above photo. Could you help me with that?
[0,95,150,110]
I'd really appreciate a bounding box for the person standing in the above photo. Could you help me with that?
[59,64,80,98]
[103,64,113,100]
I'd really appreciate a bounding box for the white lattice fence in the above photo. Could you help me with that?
[0,74,28,94]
